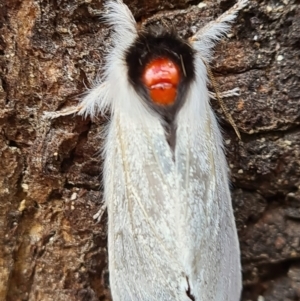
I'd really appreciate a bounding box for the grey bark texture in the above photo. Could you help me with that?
[0,0,299,300]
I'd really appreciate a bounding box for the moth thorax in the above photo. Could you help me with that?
[142,58,180,106]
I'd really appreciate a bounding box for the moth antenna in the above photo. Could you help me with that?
[104,0,137,44]
[77,0,138,119]
[206,61,241,139]
[190,0,248,61]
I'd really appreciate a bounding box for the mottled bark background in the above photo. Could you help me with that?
[0,0,299,300]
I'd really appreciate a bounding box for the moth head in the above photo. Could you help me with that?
[125,27,196,120]
[142,57,179,106]
[78,0,246,121]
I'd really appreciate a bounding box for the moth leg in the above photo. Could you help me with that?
[209,87,240,99]
[43,105,83,119]
[93,203,107,223]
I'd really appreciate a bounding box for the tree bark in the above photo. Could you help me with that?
[0,0,299,300]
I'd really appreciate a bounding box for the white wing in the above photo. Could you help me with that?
[175,55,241,300]
[104,96,195,301]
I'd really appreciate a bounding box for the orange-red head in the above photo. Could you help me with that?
[125,31,195,121]
[142,57,180,106]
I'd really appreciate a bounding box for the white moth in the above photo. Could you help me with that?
[47,0,248,300]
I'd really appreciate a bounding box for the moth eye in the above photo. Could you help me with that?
[142,57,180,106]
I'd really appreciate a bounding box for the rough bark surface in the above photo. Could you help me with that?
[0,0,299,300]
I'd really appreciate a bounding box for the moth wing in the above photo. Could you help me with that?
[175,60,241,300]
[104,109,191,301]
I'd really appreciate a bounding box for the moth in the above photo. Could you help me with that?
[47,0,247,300]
